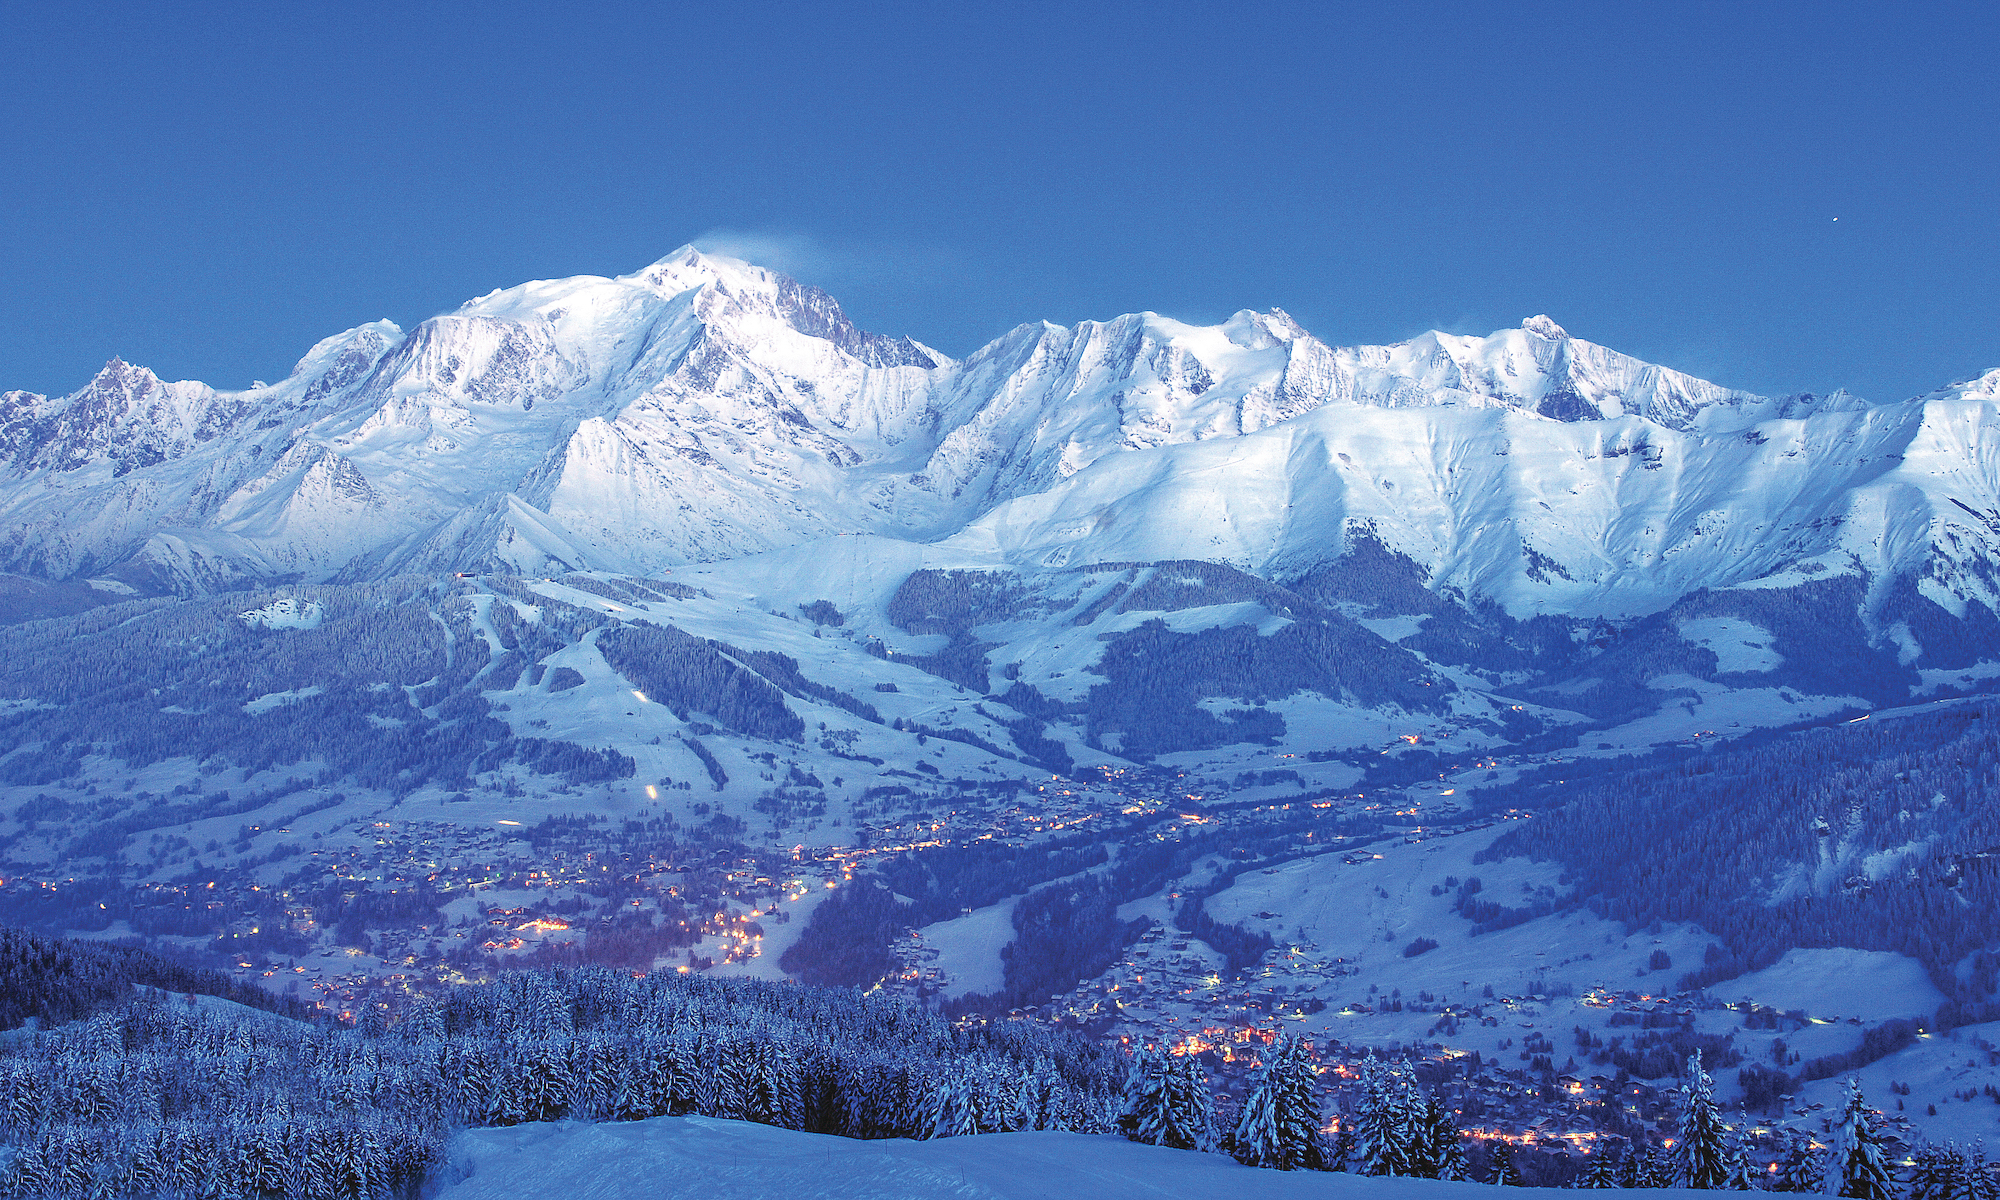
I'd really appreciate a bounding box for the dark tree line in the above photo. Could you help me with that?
[597,621,804,742]
[0,928,316,1031]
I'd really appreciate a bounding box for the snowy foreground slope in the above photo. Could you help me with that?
[436,1116,1659,1200]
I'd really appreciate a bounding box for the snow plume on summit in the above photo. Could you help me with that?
[0,246,1998,628]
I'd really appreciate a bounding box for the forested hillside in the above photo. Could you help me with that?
[0,943,1124,1198]
[1474,701,2000,1018]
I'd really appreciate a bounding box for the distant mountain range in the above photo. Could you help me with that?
[4,246,1995,623]
[5,248,2000,785]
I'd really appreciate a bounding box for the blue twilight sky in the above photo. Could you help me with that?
[2,1,1995,403]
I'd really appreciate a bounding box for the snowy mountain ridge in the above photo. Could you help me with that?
[2,246,1997,623]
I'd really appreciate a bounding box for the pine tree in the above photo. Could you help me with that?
[1580,1145,1622,1188]
[1330,1123,1356,1172]
[971,1062,1019,1135]
[1233,1059,1282,1167]
[1115,1047,1215,1150]
[745,1039,803,1129]
[710,1033,754,1121]
[1825,1077,1894,1200]
[1638,1145,1676,1188]
[1611,1144,1638,1188]
[1676,1051,1731,1189]
[125,1123,171,1199]
[1724,1119,1756,1190]
[1023,1058,1069,1131]
[1488,1140,1523,1186]
[1910,1145,1965,1200]
[243,1119,289,1198]
[1013,1063,1044,1133]
[920,1066,980,1139]
[1117,1046,1168,1143]
[666,1033,704,1117]
[1155,1053,1218,1152]
[1353,1055,1410,1176]
[54,1127,98,1200]
[1232,1036,1330,1171]
[10,1129,56,1198]
[1401,1076,1437,1177]
[1967,1145,1998,1200]
[1776,1132,1826,1193]
[1428,1096,1470,1182]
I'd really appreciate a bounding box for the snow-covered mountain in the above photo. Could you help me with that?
[9,245,1994,622]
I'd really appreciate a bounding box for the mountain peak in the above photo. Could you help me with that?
[1521,315,1568,340]
[624,244,770,299]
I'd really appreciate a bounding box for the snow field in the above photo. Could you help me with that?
[1721,950,1943,1024]
[437,1114,1690,1200]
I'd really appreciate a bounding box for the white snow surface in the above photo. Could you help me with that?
[242,685,323,715]
[1719,948,1944,1022]
[239,595,323,629]
[4,247,1997,619]
[917,894,1020,999]
[434,1115,1676,1200]
[1674,618,1782,674]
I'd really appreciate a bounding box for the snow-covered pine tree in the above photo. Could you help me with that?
[1724,1118,1756,1190]
[1353,1054,1409,1176]
[278,1120,322,1200]
[53,1127,98,1200]
[666,1032,704,1117]
[1774,1131,1826,1193]
[1234,1066,1281,1168]
[1488,1140,1523,1185]
[331,1124,377,1200]
[1580,1145,1622,1188]
[711,1032,755,1121]
[1401,1075,1437,1177]
[241,1119,288,1198]
[1675,1051,1731,1189]
[124,1123,171,1199]
[520,1036,576,1122]
[1,1060,47,1131]
[920,1066,981,1139]
[1426,1095,1470,1182]
[9,1128,56,1198]
[972,1062,1020,1135]
[568,1031,622,1122]
[1157,1053,1218,1152]
[1026,1058,1073,1131]
[1614,1144,1641,1188]
[1330,1122,1356,1172]
[745,1039,804,1129]
[1825,1077,1894,1200]
[1231,1036,1330,1171]
[447,1035,495,1124]
[1909,1145,1961,1200]
[1012,1062,1044,1133]
[1639,1145,1676,1187]
[1967,1144,1999,1200]
[167,1119,216,1199]
[1117,1046,1168,1143]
